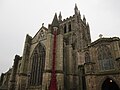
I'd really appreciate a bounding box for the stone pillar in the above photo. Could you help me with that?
[112,38,120,70]
[78,65,84,90]
[66,45,73,74]
[56,34,63,72]
[116,58,120,70]
[56,34,64,90]
[9,55,21,90]
[64,44,73,90]
[113,38,120,59]
[20,34,32,74]
[0,73,5,86]
[19,34,32,90]
[44,32,53,71]
[42,32,53,90]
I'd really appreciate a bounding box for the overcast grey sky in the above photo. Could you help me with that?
[0,0,120,74]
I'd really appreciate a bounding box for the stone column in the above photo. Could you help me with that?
[56,34,64,90]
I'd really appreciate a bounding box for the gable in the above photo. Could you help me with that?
[32,26,48,43]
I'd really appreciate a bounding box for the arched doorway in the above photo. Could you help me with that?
[102,78,120,90]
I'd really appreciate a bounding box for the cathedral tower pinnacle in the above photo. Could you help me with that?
[52,13,59,28]
[58,12,62,21]
[74,3,80,15]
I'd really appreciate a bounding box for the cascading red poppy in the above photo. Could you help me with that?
[49,30,57,90]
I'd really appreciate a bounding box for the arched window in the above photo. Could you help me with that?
[29,43,45,86]
[97,45,114,71]
[85,52,90,63]
[64,24,67,33]
[68,22,71,32]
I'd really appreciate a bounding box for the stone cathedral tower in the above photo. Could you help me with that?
[0,4,120,90]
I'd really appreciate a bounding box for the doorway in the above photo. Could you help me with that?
[102,78,120,90]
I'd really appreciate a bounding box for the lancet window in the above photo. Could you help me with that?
[68,22,71,32]
[64,24,67,33]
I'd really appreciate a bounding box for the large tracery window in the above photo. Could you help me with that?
[29,43,45,86]
[97,45,114,71]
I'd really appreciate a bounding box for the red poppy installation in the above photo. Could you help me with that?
[49,30,57,90]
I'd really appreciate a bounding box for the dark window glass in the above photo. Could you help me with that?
[68,23,71,32]
[29,43,45,86]
[97,45,114,71]
[64,24,67,33]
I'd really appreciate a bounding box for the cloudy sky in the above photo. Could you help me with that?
[0,0,120,74]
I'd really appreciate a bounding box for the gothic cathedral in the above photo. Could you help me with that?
[0,4,120,90]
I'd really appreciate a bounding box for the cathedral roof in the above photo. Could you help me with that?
[90,37,120,47]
